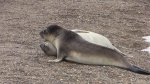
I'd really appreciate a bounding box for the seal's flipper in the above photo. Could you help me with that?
[128,65,150,75]
[48,54,65,62]
[48,59,63,62]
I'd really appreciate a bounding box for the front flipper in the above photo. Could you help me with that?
[48,54,65,62]
[48,58,63,62]
[47,46,66,63]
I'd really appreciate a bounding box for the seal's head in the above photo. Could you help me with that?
[40,25,63,42]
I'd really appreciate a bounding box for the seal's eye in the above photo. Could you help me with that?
[43,30,46,33]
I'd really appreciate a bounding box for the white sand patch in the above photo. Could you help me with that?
[142,36,150,53]
[142,47,150,53]
[142,36,150,42]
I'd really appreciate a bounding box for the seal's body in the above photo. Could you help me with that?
[40,25,150,75]
[40,29,122,56]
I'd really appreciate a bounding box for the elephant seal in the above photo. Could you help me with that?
[72,29,122,53]
[39,25,150,75]
[40,29,122,56]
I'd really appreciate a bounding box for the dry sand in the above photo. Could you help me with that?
[0,0,150,84]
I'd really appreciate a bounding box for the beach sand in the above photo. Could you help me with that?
[0,0,150,83]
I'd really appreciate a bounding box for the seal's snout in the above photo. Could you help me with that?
[39,30,45,38]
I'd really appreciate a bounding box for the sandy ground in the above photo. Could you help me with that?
[0,0,150,84]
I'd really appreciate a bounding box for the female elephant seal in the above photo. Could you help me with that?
[40,25,150,75]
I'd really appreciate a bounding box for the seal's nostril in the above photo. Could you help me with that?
[43,30,47,33]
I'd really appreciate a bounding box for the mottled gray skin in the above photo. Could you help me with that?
[39,25,150,75]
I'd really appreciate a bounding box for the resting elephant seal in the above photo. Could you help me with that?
[39,25,150,75]
[72,29,122,53]
[40,29,122,56]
